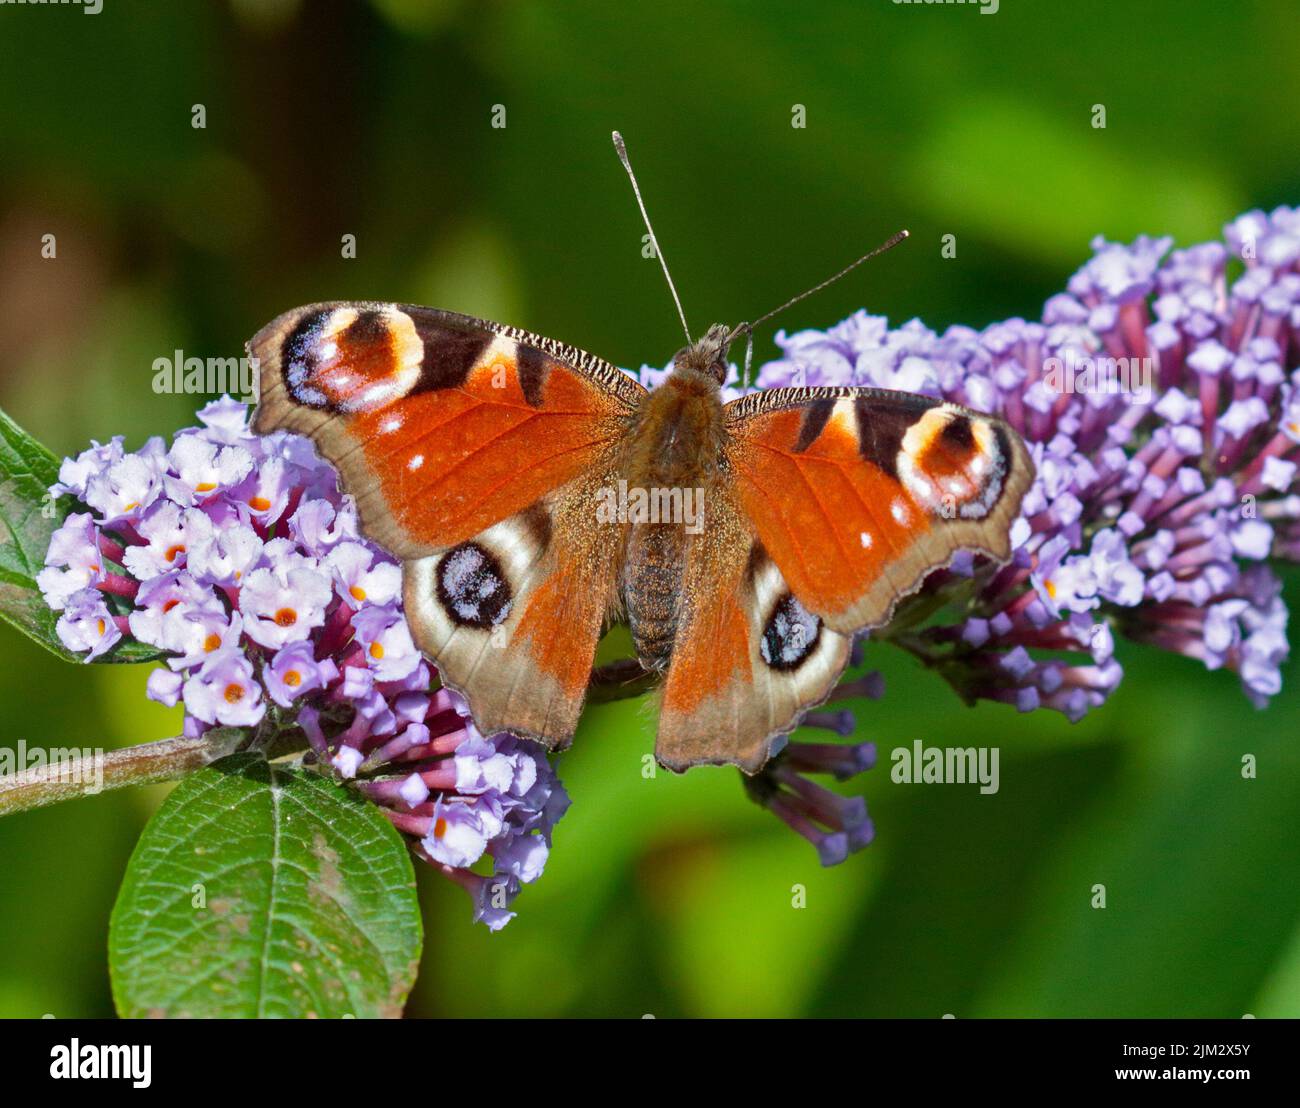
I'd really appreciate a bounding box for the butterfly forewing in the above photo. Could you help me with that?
[723,386,1033,632]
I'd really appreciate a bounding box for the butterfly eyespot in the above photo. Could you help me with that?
[282,306,423,413]
[436,542,513,629]
[759,593,821,671]
[897,406,1008,520]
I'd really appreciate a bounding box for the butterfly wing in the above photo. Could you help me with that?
[656,483,853,773]
[655,386,1032,772]
[250,302,644,746]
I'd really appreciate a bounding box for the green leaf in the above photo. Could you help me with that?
[0,405,158,663]
[0,406,76,660]
[109,753,423,1018]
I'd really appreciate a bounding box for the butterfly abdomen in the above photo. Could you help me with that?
[623,523,681,667]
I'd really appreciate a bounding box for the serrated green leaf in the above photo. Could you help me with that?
[109,753,422,1018]
[0,405,159,663]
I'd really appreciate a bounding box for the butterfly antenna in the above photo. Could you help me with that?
[728,228,910,351]
[612,131,692,346]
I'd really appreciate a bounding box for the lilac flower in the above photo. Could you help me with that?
[183,645,267,728]
[54,587,122,661]
[51,437,125,500]
[187,520,262,587]
[38,397,568,929]
[264,641,340,708]
[36,513,108,609]
[325,542,402,607]
[238,562,333,649]
[84,450,163,524]
[127,571,225,655]
[121,501,213,578]
[165,434,254,504]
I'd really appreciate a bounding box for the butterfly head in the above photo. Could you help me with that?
[671,323,733,386]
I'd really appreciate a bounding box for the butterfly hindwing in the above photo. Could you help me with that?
[402,471,622,747]
[251,301,644,747]
[655,386,1031,771]
[656,484,852,772]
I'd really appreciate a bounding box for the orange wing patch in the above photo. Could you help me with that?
[727,399,927,619]
[349,356,625,549]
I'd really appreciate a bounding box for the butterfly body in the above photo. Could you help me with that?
[619,347,730,667]
[251,302,1033,774]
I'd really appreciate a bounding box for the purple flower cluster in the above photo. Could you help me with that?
[37,397,567,930]
[752,207,1300,719]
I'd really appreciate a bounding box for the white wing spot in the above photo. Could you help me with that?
[891,499,909,525]
[381,415,403,433]
[407,454,424,472]
[859,531,873,549]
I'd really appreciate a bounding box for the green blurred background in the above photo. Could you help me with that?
[2,0,1299,1018]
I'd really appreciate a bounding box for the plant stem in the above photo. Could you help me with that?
[0,728,247,817]
[0,658,658,819]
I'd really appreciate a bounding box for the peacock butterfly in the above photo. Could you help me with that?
[249,135,1033,773]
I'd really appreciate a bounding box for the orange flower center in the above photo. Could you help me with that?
[162,599,180,613]
[433,818,447,839]
[203,633,221,652]
[223,683,244,704]
[195,481,216,493]
[248,496,271,512]
[164,544,185,563]
[283,670,302,688]
[349,585,366,602]
[368,641,385,660]
[96,618,106,636]
[274,608,297,627]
